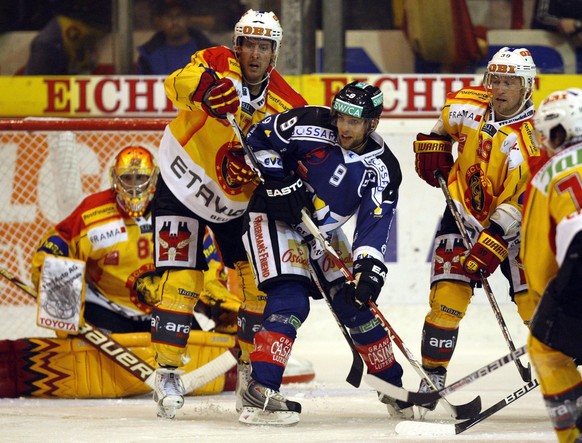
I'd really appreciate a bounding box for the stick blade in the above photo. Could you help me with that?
[395,419,457,437]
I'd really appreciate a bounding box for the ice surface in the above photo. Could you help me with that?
[0,302,556,442]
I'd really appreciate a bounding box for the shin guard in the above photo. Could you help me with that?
[151,269,203,367]
[234,261,267,363]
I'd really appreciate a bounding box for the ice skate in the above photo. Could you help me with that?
[235,360,252,413]
[238,379,302,425]
[378,392,414,419]
[417,366,447,419]
[282,355,315,384]
[153,367,185,419]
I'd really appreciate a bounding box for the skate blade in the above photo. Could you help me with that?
[417,404,434,421]
[238,406,300,426]
[385,403,415,420]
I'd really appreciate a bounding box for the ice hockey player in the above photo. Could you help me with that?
[411,46,539,417]
[237,81,410,425]
[148,9,307,419]
[31,145,159,335]
[522,88,582,443]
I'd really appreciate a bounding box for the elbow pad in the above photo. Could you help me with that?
[490,203,522,239]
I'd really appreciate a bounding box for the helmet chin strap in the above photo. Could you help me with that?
[244,70,270,87]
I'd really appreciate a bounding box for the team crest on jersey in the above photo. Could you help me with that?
[126,263,156,314]
[464,165,492,220]
[155,216,197,267]
[87,220,128,250]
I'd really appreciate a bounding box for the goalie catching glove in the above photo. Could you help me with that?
[344,257,388,309]
[413,133,453,187]
[255,173,312,225]
[191,71,240,119]
[462,225,508,280]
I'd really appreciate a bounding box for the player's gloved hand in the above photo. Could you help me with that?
[256,173,312,225]
[344,257,387,309]
[204,77,239,118]
[191,71,240,119]
[133,271,162,306]
[225,148,255,185]
[413,133,453,187]
[462,226,508,280]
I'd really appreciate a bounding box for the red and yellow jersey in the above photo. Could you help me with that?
[159,46,307,223]
[31,189,154,316]
[443,86,539,231]
[521,142,582,304]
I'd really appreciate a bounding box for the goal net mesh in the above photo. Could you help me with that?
[0,118,167,339]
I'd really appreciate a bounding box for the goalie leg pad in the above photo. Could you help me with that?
[0,331,235,398]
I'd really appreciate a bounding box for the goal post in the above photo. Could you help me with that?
[0,118,167,339]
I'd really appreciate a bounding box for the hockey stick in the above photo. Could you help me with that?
[394,378,539,436]
[225,112,365,387]
[299,214,481,419]
[435,172,532,383]
[0,267,236,393]
[365,344,526,405]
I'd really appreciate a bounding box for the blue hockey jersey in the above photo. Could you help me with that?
[246,106,402,262]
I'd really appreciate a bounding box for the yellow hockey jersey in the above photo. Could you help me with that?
[443,86,538,234]
[159,45,307,223]
[521,143,582,304]
[31,189,154,317]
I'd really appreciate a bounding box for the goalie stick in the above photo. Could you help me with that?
[298,211,481,419]
[365,344,527,405]
[436,172,532,383]
[226,112,365,388]
[394,378,540,436]
[0,267,236,394]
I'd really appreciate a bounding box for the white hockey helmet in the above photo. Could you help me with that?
[533,88,582,155]
[484,47,537,113]
[110,146,159,217]
[233,9,283,65]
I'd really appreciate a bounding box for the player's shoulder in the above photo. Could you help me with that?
[75,190,121,226]
[447,85,489,103]
[267,70,307,107]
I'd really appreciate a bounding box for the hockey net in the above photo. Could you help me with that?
[0,118,167,339]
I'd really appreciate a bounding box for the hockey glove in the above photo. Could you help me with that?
[462,226,508,280]
[191,71,240,119]
[225,148,256,185]
[413,133,453,187]
[133,271,162,306]
[256,174,312,225]
[345,257,387,309]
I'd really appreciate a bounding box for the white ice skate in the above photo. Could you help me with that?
[153,367,185,419]
[239,380,301,426]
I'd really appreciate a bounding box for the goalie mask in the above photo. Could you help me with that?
[233,9,282,66]
[533,88,582,156]
[483,47,537,117]
[110,146,159,217]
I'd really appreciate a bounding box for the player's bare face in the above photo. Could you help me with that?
[335,113,368,153]
[238,38,273,85]
[490,75,524,118]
